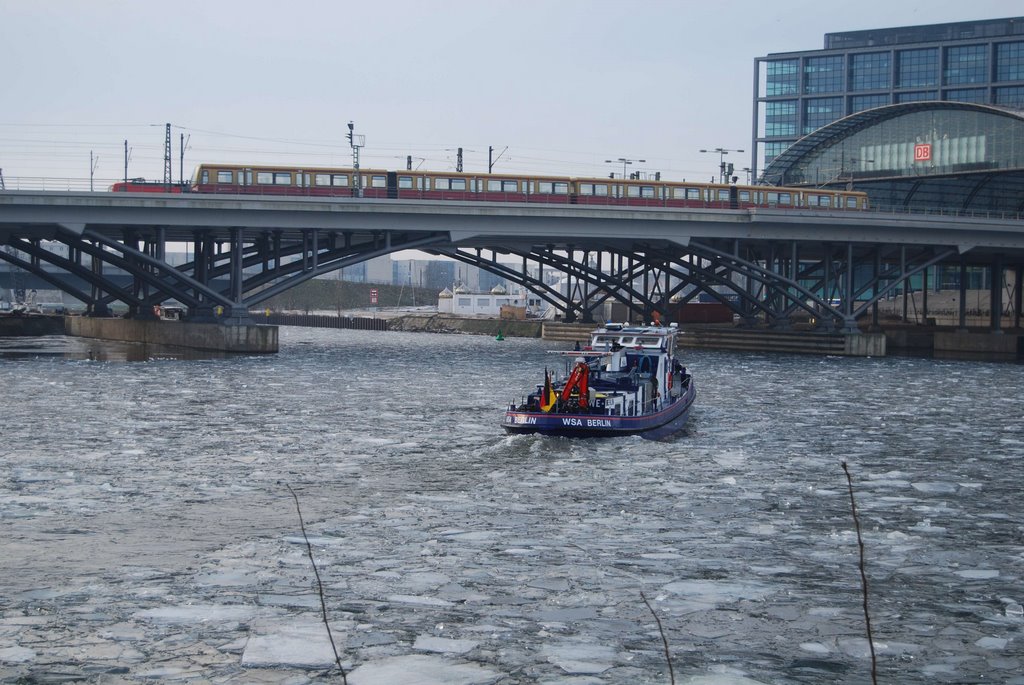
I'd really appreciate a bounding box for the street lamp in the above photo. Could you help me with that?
[604,157,645,180]
[700,147,744,184]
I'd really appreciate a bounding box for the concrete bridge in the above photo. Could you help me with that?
[1,190,1022,351]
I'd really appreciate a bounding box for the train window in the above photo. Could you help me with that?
[451,178,466,191]
[778,192,791,205]
[240,169,252,186]
[641,186,654,198]
[739,190,751,202]
[370,176,386,188]
[553,182,568,194]
[811,195,832,207]
[487,180,501,192]
[595,184,609,196]
[434,178,450,190]
[297,173,310,188]
[315,174,329,186]
[716,189,730,201]
[257,172,273,184]
[538,181,568,194]
[332,174,348,186]
[217,171,233,183]
[688,188,702,200]
[671,187,686,199]
[578,183,594,196]
[846,196,859,209]
[765,192,778,204]
[626,186,640,197]
[274,172,292,185]
[417,177,426,190]
[201,170,209,184]
[398,176,413,189]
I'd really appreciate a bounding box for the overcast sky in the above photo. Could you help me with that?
[0,0,1017,187]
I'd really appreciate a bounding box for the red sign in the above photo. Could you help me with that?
[914,143,932,162]
[370,288,378,305]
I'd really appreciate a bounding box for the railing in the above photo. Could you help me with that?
[2,176,1022,221]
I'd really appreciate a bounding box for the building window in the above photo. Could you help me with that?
[945,45,987,85]
[995,85,1024,108]
[804,55,844,94]
[896,48,938,88]
[850,94,890,113]
[849,52,891,91]
[764,100,798,137]
[944,88,987,103]
[895,90,937,103]
[996,41,1024,81]
[763,141,790,166]
[765,59,799,96]
[803,97,843,134]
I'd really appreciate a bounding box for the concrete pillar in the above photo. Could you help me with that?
[958,259,968,332]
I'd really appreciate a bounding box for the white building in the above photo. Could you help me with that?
[438,285,547,318]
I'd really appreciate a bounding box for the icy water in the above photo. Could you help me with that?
[1,328,1023,685]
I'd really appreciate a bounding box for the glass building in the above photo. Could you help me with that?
[761,102,1024,214]
[753,17,1024,177]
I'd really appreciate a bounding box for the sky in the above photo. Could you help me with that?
[0,0,1017,189]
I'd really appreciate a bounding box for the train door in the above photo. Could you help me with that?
[386,172,398,199]
[729,185,739,209]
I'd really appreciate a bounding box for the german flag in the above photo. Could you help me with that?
[540,369,557,412]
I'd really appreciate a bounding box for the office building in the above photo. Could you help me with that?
[752,17,1024,177]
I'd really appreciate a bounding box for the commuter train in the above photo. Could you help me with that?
[109,178,188,193]
[124,163,870,210]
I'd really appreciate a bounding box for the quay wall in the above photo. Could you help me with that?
[65,316,278,353]
[0,314,65,336]
[543,322,887,357]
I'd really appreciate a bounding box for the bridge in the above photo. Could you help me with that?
[1,190,1022,334]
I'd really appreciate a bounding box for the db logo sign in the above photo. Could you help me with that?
[914,143,932,162]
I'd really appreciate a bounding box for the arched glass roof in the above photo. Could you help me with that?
[761,102,1024,213]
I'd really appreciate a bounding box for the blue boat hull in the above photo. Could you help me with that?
[503,383,695,440]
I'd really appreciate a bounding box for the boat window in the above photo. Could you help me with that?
[217,170,233,183]
[620,337,634,345]
[398,176,413,189]
[638,337,661,346]
[458,297,471,306]
[477,298,489,307]
[257,171,273,184]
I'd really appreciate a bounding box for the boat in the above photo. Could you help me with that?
[503,323,695,439]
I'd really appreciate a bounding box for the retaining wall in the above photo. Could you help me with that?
[65,316,278,353]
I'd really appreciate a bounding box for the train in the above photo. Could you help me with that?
[109,178,188,193]
[115,164,870,210]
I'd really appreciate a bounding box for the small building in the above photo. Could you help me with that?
[437,284,547,317]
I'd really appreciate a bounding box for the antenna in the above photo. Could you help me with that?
[123,140,133,186]
[347,121,365,197]
[90,151,100,191]
[163,123,172,189]
[180,133,191,186]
